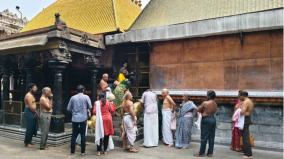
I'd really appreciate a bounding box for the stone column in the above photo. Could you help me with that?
[1,69,9,125]
[2,69,9,107]
[91,69,98,102]
[24,67,33,92]
[48,60,67,133]
[84,54,100,103]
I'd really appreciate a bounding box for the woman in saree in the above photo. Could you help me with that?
[175,95,197,149]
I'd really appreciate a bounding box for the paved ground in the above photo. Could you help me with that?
[0,136,282,159]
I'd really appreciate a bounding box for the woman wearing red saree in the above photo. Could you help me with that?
[93,93,115,156]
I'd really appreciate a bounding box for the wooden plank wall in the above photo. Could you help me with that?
[150,30,283,91]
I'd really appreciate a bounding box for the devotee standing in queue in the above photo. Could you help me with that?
[98,74,109,95]
[94,93,115,156]
[239,91,254,159]
[141,89,159,147]
[162,88,176,147]
[175,95,197,149]
[67,85,92,156]
[194,90,217,157]
[39,87,53,150]
[24,83,38,148]
[122,92,138,152]
[231,90,244,152]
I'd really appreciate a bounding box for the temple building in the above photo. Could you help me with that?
[0,0,141,145]
[0,9,27,37]
[0,0,283,150]
[105,0,284,150]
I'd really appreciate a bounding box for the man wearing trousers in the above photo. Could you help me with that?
[67,85,92,156]
[39,87,53,150]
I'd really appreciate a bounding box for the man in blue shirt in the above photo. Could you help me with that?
[67,85,92,156]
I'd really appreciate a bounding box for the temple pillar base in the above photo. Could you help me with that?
[0,109,4,124]
[50,114,65,133]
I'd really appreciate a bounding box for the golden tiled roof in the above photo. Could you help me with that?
[21,0,141,34]
[131,0,284,30]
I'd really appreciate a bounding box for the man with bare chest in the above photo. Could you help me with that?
[39,87,53,150]
[122,92,138,153]
[99,74,109,92]
[195,90,217,157]
[161,89,176,147]
[239,91,254,159]
[24,83,38,148]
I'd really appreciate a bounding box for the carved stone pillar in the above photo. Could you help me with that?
[49,60,67,133]
[2,69,9,106]
[24,67,34,92]
[48,42,71,133]
[84,54,100,102]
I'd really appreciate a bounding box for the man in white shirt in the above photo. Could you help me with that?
[141,89,159,147]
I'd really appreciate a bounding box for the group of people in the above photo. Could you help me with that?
[24,83,53,150]
[23,72,254,159]
[140,88,254,159]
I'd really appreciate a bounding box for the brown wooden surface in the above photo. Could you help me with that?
[150,30,283,91]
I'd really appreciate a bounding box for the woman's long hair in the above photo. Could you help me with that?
[99,93,106,106]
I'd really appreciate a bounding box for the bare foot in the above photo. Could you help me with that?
[128,147,138,153]
[167,144,173,147]
[25,144,33,148]
[97,152,101,156]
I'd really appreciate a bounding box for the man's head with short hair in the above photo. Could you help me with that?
[123,91,133,101]
[182,94,190,101]
[42,87,52,97]
[27,83,38,94]
[162,88,169,98]
[238,90,248,101]
[77,85,85,93]
[207,90,216,100]
[102,73,109,82]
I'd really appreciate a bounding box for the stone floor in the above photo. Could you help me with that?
[0,136,282,159]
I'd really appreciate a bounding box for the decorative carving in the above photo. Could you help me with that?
[50,41,72,63]
[80,33,90,45]
[84,55,100,66]
[54,13,70,39]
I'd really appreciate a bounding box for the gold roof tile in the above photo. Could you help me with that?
[22,0,141,34]
[131,0,283,30]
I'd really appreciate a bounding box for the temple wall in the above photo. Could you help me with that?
[150,29,283,91]
[150,29,283,150]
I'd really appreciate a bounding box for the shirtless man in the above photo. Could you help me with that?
[239,91,254,159]
[39,87,53,150]
[161,88,176,147]
[99,74,109,92]
[24,83,38,148]
[195,90,217,157]
[122,91,138,153]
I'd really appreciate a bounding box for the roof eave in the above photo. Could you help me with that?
[106,9,284,45]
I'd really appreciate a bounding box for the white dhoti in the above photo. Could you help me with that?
[162,109,173,145]
[143,113,159,147]
[123,115,136,146]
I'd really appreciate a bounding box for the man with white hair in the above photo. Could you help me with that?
[39,87,53,150]
[161,88,176,147]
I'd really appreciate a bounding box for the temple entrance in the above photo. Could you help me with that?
[112,43,150,99]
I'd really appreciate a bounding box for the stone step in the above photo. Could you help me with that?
[0,125,72,147]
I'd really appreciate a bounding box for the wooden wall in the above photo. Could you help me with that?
[150,30,283,91]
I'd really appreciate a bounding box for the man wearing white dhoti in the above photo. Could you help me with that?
[122,92,139,153]
[141,89,159,147]
[162,89,176,147]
